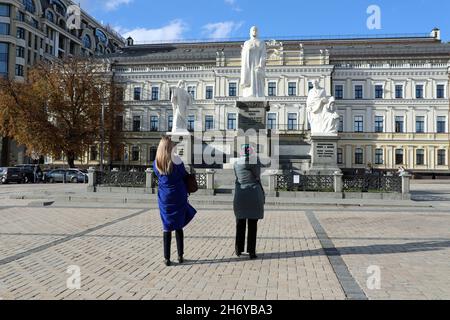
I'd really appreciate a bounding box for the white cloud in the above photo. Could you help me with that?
[224,0,242,12]
[116,20,188,43]
[202,21,243,40]
[79,0,133,12]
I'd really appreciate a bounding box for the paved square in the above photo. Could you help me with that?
[0,201,449,300]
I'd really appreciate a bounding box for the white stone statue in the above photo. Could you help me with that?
[170,80,192,134]
[306,80,339,135]
[240,26,267,99]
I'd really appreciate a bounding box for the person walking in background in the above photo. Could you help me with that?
[153,136,197,266]
[233,144,265,260]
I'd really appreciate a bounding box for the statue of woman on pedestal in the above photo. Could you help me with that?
[240,26,267,99]
[171,80,192,134]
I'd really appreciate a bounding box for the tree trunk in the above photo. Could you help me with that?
[66,151,76,168]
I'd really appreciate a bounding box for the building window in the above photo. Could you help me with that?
[335,85,344,100]
[395,116,404,133]
[115,116,123,131]
[338,115,344,133]
[22,0,36,13]
[416,85,424,99]
[267,113,277,130]
[0,4,10,17]
[354,85,363,99]
[205,86,213,100]
[416,116,425,133]
[187,86,196,99]
[416,149,425,166]
[0,43,8,77]
[437,116,447,133]
[437,84,445,99]
[16,11,25,21]
[188,115,195,131]
[15,64,24,77]
[16,46,25,58]
[288,82,297,96]
[133,87,141,100]
[90,146,98,161]
[132,116,141,132]
[288,113,297,131]
[46,10,54,23]
[83,34,92,49]
[168,115,173,132]
[151,87,159,101]
[395,149,404,165]
[268,82,276,96]
[229,83,237,97]
[150,116,158,132]
[17,27,25,39]
[375,116,384,133]
[205,115,214,130]
[375,149,384,165]
[355,148,364,165]
[395,85,404,99]
[375,85,383,99]
[0,23,10,35]
[337,148,343,164]
[354,116,364,133]
[227,113,237,130]
[131,146,140,162]
[32,18,38,29]
[437,149,446,166]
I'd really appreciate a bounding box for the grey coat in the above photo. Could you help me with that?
[233,158,265,220]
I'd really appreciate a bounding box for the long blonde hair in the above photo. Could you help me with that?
[155,136,174,175]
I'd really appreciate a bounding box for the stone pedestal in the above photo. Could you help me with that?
[167,131,193,170]
[308,135,341,175]
[236,99,270,132]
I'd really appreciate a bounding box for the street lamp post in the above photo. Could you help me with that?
[100,102,105,172]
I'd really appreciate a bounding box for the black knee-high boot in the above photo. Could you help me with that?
[175,229,184,262]
[163,231,172,262]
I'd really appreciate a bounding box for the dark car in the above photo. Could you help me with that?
[0,167,25,184]
[44,169,67,183]
[15,165,43,183]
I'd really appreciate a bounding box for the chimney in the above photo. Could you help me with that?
[431,28,441,40]
[126,37,134,47]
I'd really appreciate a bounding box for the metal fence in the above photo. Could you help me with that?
[150,172,207,190]
[276,174,334,192]
[343,175,402,193]
[96,171,146,188]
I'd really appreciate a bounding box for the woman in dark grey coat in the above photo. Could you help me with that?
[233,144,265,259]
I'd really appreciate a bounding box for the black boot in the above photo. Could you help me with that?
[175,229,184,263]
[163,232,172,266]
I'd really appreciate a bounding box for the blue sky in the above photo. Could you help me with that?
[78,0,450,43]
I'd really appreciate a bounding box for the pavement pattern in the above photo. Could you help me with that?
[0,199,449,300]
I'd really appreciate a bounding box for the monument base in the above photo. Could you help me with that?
[236,99,270,132]
[167,131,193,170]
[308,135,341,175]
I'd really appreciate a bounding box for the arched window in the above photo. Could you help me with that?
[83,34,91,49]
[22,0,36,14]
[46,10,54,23]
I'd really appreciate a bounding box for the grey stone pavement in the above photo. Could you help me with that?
[0,181,449,300]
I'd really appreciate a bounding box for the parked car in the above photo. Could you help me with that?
[15,164,43,183]
[65,169,88,183]
[44,169,88,183]
[44,169,67,183]
[0,167,25,184]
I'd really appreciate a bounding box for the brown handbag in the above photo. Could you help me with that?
[185,174,198,194]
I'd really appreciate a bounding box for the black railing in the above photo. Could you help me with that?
[276,174,334,192]
[343,175,402,193]
[96,171,146,187]
[152,172,207,189]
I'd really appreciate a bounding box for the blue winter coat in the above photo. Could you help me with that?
[153,161,197,232]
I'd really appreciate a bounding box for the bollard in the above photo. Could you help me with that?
[206,169,215,191]
[145,168,155,194]
[333,171,344,193]
[87,167,97,192]
[401,173,411,196]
